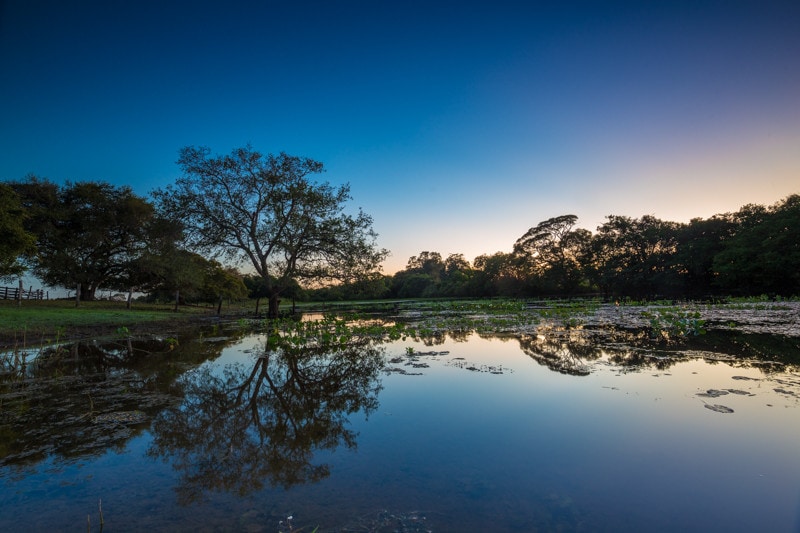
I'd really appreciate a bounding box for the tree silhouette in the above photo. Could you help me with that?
[154,146,388,317]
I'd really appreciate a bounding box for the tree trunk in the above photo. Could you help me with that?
[174,289,180,312]
[254,297,260,316]
[127,288,133,310]
[216,296,223,316]
[17,278,23,308]
[75,283,81,308]
[81,284,97,301]
[268,294,280,318]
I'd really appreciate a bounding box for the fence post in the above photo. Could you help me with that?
[17,279,23,307]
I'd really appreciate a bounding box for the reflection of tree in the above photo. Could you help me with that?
[147,338,385,504]
[605,347,681,372]
[0,334,228,470]
[515,326,800,375]
[516,328,602,376]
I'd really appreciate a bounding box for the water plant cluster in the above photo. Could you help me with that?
[641,307,707,339]
[240,314,407,358]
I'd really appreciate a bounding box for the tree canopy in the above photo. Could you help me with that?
[9,177,173,300]
[0,183,36,280]
[713,194,800,295]
[3,162,796,304]
[153,146,388,317]
[514,214,591,294]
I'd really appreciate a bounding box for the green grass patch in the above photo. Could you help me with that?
[0,299,212,344]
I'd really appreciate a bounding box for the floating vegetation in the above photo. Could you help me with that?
[697,389,729,398]
[704,404,734,414]
[445,359,511,374]
[641,307,706,339]
[336,509,431,533]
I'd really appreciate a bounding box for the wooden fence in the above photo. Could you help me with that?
[0,286,47,300]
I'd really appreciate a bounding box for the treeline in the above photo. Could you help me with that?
[0,177,248,307]
[2,143,389,318]
[2,174,798,305]
[309,196,800,301]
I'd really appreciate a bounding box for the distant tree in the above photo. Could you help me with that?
[340,273,390,300]
[199,263,248,314]
[390,251,446,298]
[440,253,473,297]
[306,273,389,302]
[0,183,36,281]
[141,249,247,311]
[514,215,591,294]
[154,146,388,317]
[391,271,437,298]
[444,253,471,275]
[243,274,272,314]
[588,215,682,298]
[470,252,528,297]
[673,215,736,298]
[141,248,208,310]
[405,251,445,282]
[713,195,800,296]
[10,177,164,300]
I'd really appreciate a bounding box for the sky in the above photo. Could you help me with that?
[1,0,799,274]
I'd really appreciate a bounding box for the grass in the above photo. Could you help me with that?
[0,299,222,347]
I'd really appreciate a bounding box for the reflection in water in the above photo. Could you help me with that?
[511,324,800,376]
[0,334,233,471]
[515,327,602,376]
[1,305,799,532]
[147,338,385,504]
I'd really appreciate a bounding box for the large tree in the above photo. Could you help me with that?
[154,146,388,317]
[10,177,165,300]
[514,215,592,294]
[0,183,36,281]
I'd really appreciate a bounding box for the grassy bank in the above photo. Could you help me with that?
[0,299,249,348]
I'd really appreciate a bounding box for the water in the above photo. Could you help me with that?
[1,324,799,532]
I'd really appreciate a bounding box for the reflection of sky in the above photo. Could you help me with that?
[1,331,798,531]
[364,333,800,531]
[1,2,798,273]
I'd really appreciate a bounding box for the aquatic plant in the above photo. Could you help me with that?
[641,307,706,339]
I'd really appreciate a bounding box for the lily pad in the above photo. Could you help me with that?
[704,404,734,414]
[697,389,728,398]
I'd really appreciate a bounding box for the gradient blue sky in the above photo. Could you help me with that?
[2,1,798,273]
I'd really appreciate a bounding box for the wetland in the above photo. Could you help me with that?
[1,299,799,532]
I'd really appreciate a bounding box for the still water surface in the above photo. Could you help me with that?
[1,325,799,532]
